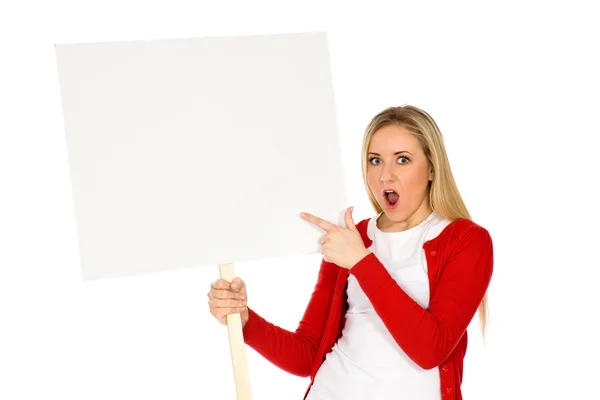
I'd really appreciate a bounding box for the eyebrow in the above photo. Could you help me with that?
[368,151,413,156]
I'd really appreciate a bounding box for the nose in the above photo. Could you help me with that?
[379,165,396,183]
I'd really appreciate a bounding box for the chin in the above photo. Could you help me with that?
[379,203,402,219]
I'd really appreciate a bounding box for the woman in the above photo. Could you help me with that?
[208,105,494,399]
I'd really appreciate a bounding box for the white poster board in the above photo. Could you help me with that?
[55,32,347,281]
[54,31,346,399]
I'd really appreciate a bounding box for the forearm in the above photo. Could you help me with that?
[349,231,493,370]
[242,308,319,377]
[350,258,448,368]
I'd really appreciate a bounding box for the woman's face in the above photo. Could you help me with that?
[366,124,434,231]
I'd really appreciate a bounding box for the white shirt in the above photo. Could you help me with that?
[306,211,451,400]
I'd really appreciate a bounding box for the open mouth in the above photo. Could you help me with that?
[383,189,399,207]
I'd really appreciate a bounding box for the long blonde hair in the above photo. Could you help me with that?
[360,105,489,340]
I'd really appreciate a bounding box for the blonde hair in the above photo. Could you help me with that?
[360,105,489,340]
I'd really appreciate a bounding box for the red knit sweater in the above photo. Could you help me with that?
[242,215,494,399]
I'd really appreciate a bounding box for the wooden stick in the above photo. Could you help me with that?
[219,263,252,400]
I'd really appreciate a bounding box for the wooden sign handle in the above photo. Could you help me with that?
[219,263,252,400]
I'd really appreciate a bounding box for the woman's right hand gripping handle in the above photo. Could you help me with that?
[207,277,249,328]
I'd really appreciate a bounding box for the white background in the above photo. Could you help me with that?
[1,1,599,399]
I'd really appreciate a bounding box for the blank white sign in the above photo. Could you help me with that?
[55,32,347,281]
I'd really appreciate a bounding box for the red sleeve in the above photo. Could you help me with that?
[241,257,338,377]
[349,224,494,370]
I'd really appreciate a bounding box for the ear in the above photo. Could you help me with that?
[428,165,434,181]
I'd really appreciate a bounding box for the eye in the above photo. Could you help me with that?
[397,156,410,165]
[368,157,381,165]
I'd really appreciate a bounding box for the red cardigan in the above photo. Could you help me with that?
[242,215,494,399]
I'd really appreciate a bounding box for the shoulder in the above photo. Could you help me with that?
[436,218,493,258]
[355,217,373,246]
[356,217,371,231]
[448,218,491,241]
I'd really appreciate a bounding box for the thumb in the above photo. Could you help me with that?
[344,207,357,231]
[231,277,245,292]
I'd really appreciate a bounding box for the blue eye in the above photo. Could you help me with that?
[397,156,410,165]
[368,157,381,165]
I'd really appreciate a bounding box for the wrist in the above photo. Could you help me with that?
[241,308,249,328]
[350,249,371,270]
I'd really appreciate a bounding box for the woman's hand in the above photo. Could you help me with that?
[300,206,371,270]
[207,277,249,328]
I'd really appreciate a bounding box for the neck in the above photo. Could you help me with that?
[377,203,433,232]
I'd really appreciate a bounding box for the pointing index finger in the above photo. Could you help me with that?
[300,212,336,232]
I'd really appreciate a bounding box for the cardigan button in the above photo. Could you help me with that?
[441,365,448,372]
[446,387,452,393]
[431,250,437,256]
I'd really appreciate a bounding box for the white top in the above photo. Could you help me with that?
[306,211,452,400]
